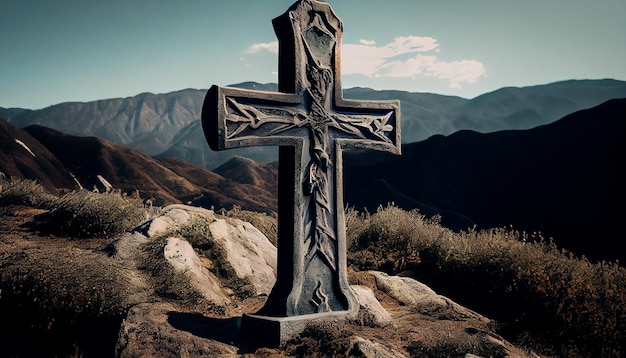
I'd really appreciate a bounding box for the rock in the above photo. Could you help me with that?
[369,271,488,322]
[209,217,277,295]
[138,205,195,237]
[136,204,277,296]
[116,302,240,358]
[106,232,150,261]
[163,237,231,307]
[351,285,393,327]
[369,271,444,306]
[350,336,407,358]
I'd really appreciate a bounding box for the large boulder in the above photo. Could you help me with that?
[163,236,231,307]
[139,204,277,297]
[368,271,488,322]
[208,217,277,295]
[350,285,393,327]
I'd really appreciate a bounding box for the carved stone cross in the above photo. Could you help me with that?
[202,0,400,346]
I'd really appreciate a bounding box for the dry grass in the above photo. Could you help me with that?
[0,177,147,238]
[347,204,626,357]
[40,190,147,238]
[0,177,58,208]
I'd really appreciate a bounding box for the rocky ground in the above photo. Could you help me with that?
[0,204,535,357]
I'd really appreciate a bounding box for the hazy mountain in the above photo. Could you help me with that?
[0,118,79,194]
[0,108,29,120]
[23,125,276,213]
[10,89,206,156]
[156,119,278,169]
[343,87,467,141]
[343,98,626,263]
[4,80,625,170]
[452,79,626,132]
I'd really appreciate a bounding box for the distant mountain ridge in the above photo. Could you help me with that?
[3,79,625,169]
[5,89,206,156]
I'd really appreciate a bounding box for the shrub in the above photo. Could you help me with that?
[347,205,626,357]
[0,243,142,357]
[347,204,448,273]
[0,178,57,208]
[41,190,146,238]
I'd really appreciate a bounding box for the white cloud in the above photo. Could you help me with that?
[245,36,486,89]
[378,54,437,78]
[359,39,376,46]
[342,36,485,89]
[425,60,486,89]
[246,41,278,54]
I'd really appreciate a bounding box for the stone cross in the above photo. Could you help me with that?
[202,0,400,346]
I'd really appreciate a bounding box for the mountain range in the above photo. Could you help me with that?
[2,79,625,169]
[1,80,624,262]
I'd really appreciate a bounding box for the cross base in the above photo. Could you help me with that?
[241,310,356,348]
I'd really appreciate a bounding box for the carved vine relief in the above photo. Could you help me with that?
[222,10,395,276]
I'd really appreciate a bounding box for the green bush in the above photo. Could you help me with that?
[42,190,146,238]
[347,205,626,357]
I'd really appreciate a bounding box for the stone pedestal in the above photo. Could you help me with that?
[241,311,351,348]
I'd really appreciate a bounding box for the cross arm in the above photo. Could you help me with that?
[333,97,402,155]
[202,85,304,151]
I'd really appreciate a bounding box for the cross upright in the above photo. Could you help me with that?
[202,0,400,345]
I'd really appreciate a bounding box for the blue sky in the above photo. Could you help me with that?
[1,0,625,110]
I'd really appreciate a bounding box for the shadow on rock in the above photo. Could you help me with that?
[167,311,244,347]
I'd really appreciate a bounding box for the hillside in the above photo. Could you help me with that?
[23,125,276,214]
[4,79,625,169]
[0,117,79,194]
[451,79,626,132]
[344,98,626,263]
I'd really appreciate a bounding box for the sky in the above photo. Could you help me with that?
[1,0,625,110]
